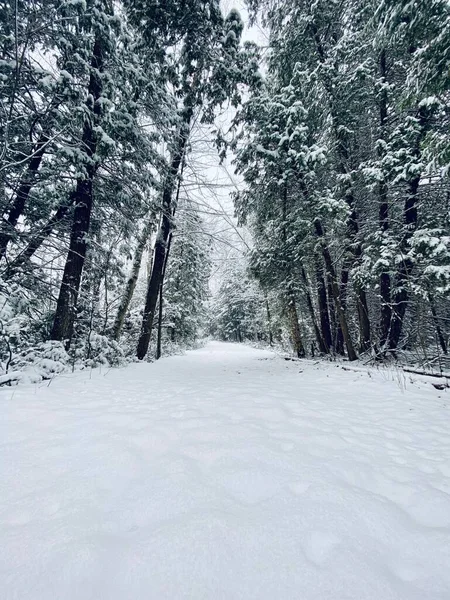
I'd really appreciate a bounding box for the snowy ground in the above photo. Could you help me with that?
[1,342,450,600]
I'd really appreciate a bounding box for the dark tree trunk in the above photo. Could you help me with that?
[387,105,430,351]
[311,21,370,353]
[2,194,76,280]
[327,274,344,355]
[155,226,174,360]
[112,219,152,341]
[265,294,273,346]
[156,281,164,360]
[50,179,94,345]
[378,48,392,349]
[136,107,192,360]
[51,36,104,346]
[136,220,168,359]
[387,180,420,351]
[335,317,345,355]
[316,263,332,353]
[301,265,327,353]
[428,290,447,355]
[297,173,340,356]
[286,294,305,358]
[0,130,51,261]
[314,218,358,361]
[357,286,371,352]
[280,180,306,357]
[379,269,391,348]
[339,258,350,348]
[341,199,371,353]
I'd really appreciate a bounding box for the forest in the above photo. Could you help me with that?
[1,0,450,382]
[2,3,450,595]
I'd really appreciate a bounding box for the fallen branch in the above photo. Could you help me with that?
[0,370,22,386]
[402,367,450,379]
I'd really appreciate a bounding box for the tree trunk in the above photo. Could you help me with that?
[301,265,327,353]
[357,286,371,352]
[428,290,447,355]
[314,218,358,361]
[2,194,77,280]
[327,273,344,355]
[155,225,174,360]
[340,203,371,353]
[311,21,370,353]
[286,294,305,358]
[155,280,164,359]
[378,48,392,349]
[265,293,273,346]
[280,179,307,357]
[112,219,153,340]
[316,262,332,352]
[136,107,192,360]
[0,130,51,261]
[339,258,351,351]
[379,269,391,348]
[50,35,104,346]
[387,180,419,351]
[388,106,429,351]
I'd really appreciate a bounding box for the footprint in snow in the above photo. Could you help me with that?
[280,442,295,452]
[5,510,32,526]
[288,481,311,495]
[404,488,450,527]
[214,469,281,505]
[438,462,450,477]
[388,556,424,583]
[302,530,341,567]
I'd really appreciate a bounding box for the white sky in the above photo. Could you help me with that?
[174,1,268,292]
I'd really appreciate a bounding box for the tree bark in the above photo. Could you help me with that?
[265,293,273,345]
[136,106,192,360]
[0,81,66,262]
[316,262,332,352]
[388,106,428,351]
[311,20,370,352]
[301,264,327,353]
[378,48,392,349]
[50,35,104,346]
[357,284,371,352]
[428,290,447,355]
[327,273,344,354]
[112,219,153,340]
[314,218,358,361]
[286,294,305,358]
[2,194,76,279]
[156,278,164,359]
[0,130,51,261]
[339,181,370,353]
[387,177,420,351]
[155,225,174,359]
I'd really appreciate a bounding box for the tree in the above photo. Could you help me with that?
[135,4,252,359]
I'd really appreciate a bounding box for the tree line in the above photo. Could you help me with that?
[2,0,450,380]
[0,0,259,379]
[215,0,450,365]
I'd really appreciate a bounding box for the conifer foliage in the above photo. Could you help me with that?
[231,0,450,363]
[1,0,450,382]
[0,0,253,380]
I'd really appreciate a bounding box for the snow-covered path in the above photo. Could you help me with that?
[1,342,450,599]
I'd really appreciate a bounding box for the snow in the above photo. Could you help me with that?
[1,342,450,599]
